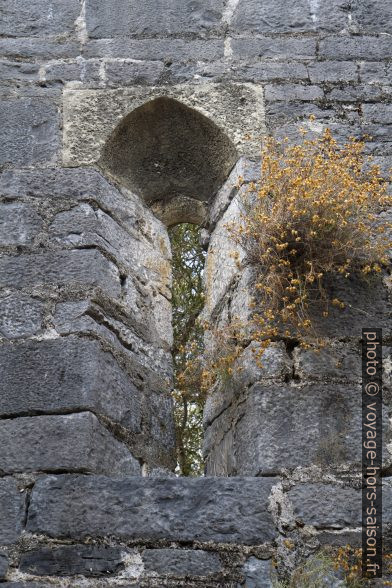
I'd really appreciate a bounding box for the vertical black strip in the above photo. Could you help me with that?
[362,328,383,578]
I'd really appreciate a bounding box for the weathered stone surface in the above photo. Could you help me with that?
[293,344,361,383]
[85,0,223,37]
[0,553,8,579]
[0,61,39,82]
[0,412,141,475]
[317,529,361,548]
[0,38,79,60]
[62,84,263,168]
[363,103,392,124]
[42,59,101,85]
[0,167,114,201]
[143,549,221,576]
[0,0,80,36]
[352,0,392,33]
[235,342,292,386]
[230,62,309,83]
[0,98,59,165]
[319,35,392,60]
[384,479,392,550]
[287,484,361,528]
[264,84,323,102]
[360,62,392,84]
[240,557,272,588]
[0,584,46,587]
[231,0,348,33]
[0,203,42,246]
[27,475,278,544]
[0,250,121,298]
[147,392,177,462]
[265,100,334,127]
[0,479,25,545]
[309,275,392,338]
[308,61,358,83]
[0,168,147,237]
[209,165,250,228]
[0,293,44,339]
[0,338,142,432]
[230,38,317,60]
[326,83,386,102]
[19,545,126,577]
[104,60,164,86]
[52,301,173,382]
[204,382,368,476]
[203,193,244,320]
[48,203,147,270]
[84,38,224,61]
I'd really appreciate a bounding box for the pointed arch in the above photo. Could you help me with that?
[99,97,237,224]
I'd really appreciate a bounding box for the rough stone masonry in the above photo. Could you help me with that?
[0,0,391,586]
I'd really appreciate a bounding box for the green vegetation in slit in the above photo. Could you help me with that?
[169,223,206,477]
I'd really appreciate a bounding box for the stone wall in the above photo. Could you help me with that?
[202,168,392,478]
[0,0,391,585]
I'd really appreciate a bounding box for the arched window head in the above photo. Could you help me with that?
[99,97,237,226]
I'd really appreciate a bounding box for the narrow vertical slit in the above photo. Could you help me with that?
[169,223,206,477]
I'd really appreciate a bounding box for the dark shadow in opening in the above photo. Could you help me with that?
[100,96,238,210]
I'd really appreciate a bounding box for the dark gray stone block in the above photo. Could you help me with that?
[363,103,392,124]
[308,61,358,83]
[104,60,164,86]
[48,203,144,270]
[317,530,361,548]
[230,38,317,60]
[231,0,348,33]
[264,84,323,102]
[85,0,223,37]
[0,98,59,165]
[42,61,81,84]
[27,475,278,544]
[0,0,80,36]
[309,275,392,338]
[319,35,392,60]
[0,167,116,201]
[0,479,25,545]
[0,553,8,579]
[51,300,173,386]
[230,62,308,83]
[204,382,376,476]
[0,412,141,475]
[84,39,224,61]
[0,203,42,246]
[0,61,39,82]
[360,62,392,84]
[204,342,292,429]
[352,0,392,33]
[42,60,101,85]
[0,293,44,339]
[0,250,121,298]
[19,545,126,577]
[143,549,221,576]
[0,338,142,433]
[288,484,361,528]
[326,83,388,102]
[0,168,146,236]
[265,100,334,127]
[0,38,80,60]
